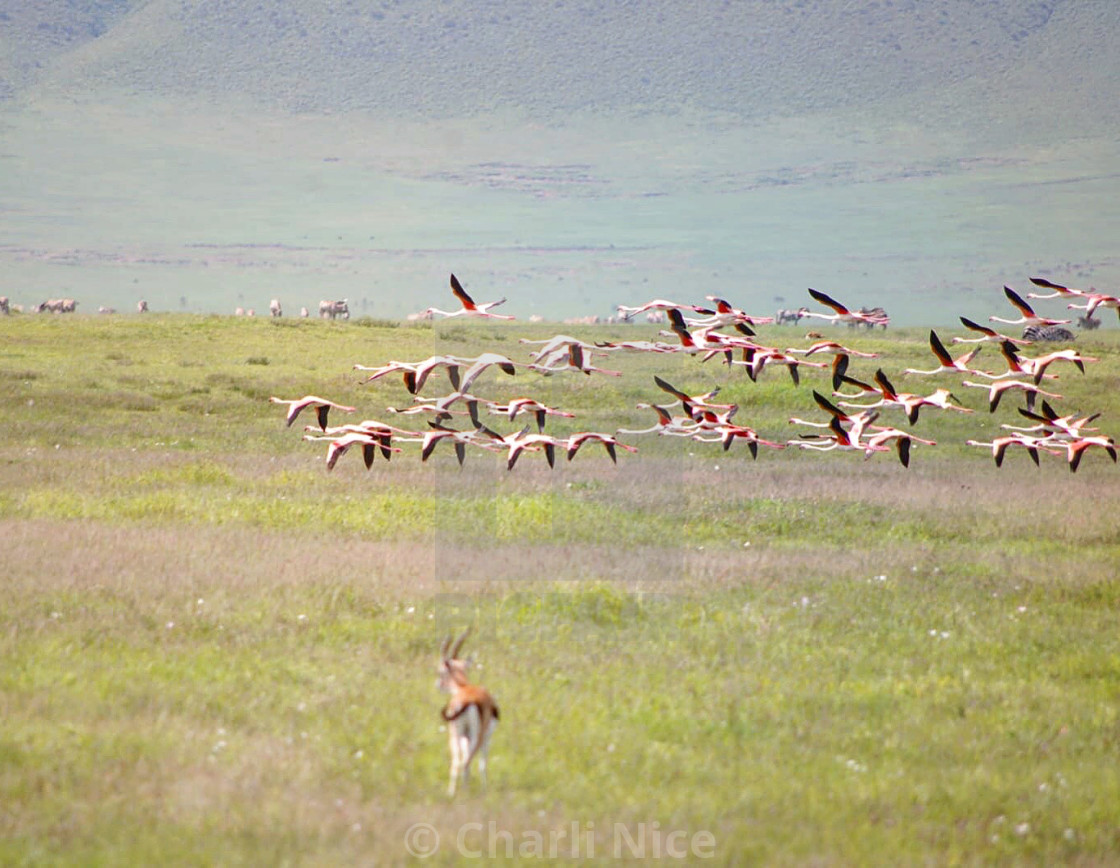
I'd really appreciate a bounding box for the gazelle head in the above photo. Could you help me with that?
[437,629,472,693]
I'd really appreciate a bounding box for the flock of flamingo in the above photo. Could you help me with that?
[270,274,1116,473]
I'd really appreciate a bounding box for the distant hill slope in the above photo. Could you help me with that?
[16,1,1120,144]
[0,0,140,100]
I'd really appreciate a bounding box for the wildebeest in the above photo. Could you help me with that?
[0,296,9,315]
[1077,314,1101,330]
[270,298,283,318]
[137,299,149,313]
[35,299,76,314]
[850,306,889,330]
[319,299,350,320]
[776,307,809,325]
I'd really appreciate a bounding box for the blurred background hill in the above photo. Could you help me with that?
[2,1,1118,321]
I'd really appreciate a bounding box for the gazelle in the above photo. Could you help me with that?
[438,630,499,797]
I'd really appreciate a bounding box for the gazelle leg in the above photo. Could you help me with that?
[458,734,472,786]
[447,725,461,796]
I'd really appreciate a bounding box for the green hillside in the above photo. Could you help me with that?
[7,1,1116,141]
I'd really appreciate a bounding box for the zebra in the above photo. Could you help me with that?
[1022,324,1076,342]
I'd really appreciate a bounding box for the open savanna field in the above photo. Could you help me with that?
[2,312,1119,865]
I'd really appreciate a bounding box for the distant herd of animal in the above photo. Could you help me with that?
[0,293,1107,333]
[0,296,350,320]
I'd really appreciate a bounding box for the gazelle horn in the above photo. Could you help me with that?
[449,627,471,659]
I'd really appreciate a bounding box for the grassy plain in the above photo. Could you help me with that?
[1,312,1119,865]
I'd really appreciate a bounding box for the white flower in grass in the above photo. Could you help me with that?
[297,613,308,622]
[1015,822,1030,836]
[406,606,415,614]
[1064,828,1076,841]
[166,621,175,629]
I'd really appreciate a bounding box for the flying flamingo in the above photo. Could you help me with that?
[903,330,985,376]
[529,342,622,377]
[456,353,525,393]
[985,341,1096,384]
[959,379,1063,413]
[951,316,1032,346]
[682,296,774,327]
[592,337,681,353]
[1066,291,1120,319]
[1026,274,1120,317]
[786,340,879,359]
[519,335,610,360]
[1007,400,1101,438]
[615,299,712,321]
[1059,436,1118,473]
[1026,276,1089,301]
[664,309,758,360]
[616,403,702,437]
[832,372,884,401]
[386,391,478,424]
[564,431,639,463]
[860,427,936,467]
[802,288,890,328]
[305,419,419,459]
[354,359,420,387]
[302,431,402,471]
[270,395,357,431]
[787,413,883,455]
[478,397,575,432]
[418,422,499,465]
[965,434,1057,467]
[788,390,878,432]
[355,355,465,393]
[418,274,515,320]
[989,285,1071,328]
[838,369,972,425]
[728,346,828,386]
[652,375,736,420]
[691,422,786,458]
[474,424,563,469]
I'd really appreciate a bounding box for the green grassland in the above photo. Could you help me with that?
[2,313,1119,864]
